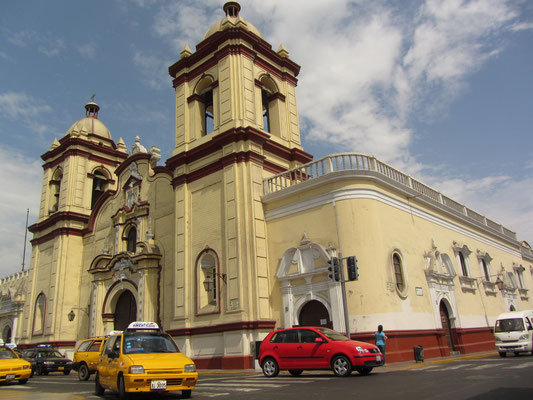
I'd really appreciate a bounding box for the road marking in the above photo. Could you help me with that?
[195,392,231,397]
[435,363,474,371]
[0,386,32,390]
[408,365,441,371]
[470,363,505,370]
[198,382,288,388]
[505,362,533,369]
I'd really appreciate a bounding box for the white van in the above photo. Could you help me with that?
[493,310,533,357]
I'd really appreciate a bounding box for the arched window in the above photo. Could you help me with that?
[201,253,217,305]
[192,76,216,137]
[261,89,271,133]
[126,226,137,253]
[49,168,62,213]
[91,169,108,209]
[196,249,223,313]
[203,89,214,135]
[391,250,408,297]
[32,293,46,335]
[258,75,281,136]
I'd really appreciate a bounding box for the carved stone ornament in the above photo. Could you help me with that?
[113,257,133,272]
[126,186,138,209]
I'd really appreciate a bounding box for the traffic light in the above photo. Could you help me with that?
[327,257,340,281]
[347,256,358,281]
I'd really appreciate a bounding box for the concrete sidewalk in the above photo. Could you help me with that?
[197,351,498,375]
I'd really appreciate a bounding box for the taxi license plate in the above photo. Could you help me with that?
[58,366,64,370]
[6,374,15,380]
[151,380,167,390]
[376,355,382,362]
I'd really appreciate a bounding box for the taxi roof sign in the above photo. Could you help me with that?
[127,321,160,330]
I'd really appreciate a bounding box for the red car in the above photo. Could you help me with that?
[259,327,383,377]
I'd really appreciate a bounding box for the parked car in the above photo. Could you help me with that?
[494,310,533,357]
[0,343,32,384]
[21,345,73,376]
[73,337,107,380]
[95,321,198,399]
[259,326,383,377]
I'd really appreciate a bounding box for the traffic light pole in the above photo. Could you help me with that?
[337,253,351,339]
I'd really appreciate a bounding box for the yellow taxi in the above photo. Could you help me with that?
[0,343,32,384]
[73,336,107,380]
[95,322,197,399]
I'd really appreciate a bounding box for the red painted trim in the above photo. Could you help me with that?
[101,278,138,317]
[167,320,276,337]
[351,327,495,363]
[187,94,204,103]
[170,37,300,88]
[28,211,90,233]
[41,137,127,164]
[86,190,116,232]
[30,227,84,245]
[193,355,254,370]
[269,92,286,103]
[114,153,151,177]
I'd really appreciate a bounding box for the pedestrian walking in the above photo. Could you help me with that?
[375,324,387,364]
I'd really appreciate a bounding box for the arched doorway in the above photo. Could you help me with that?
[439,301,455,351]
[114,290,137,330]
[298,300,332,328]
[510,305,516,311]
[2,325,12,343]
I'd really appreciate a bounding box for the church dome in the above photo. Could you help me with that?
[204,2,263,40]
[65,100,112,140]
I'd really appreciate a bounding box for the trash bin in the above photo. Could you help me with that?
[414,345,424,362]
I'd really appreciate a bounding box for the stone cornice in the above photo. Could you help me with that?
[28,211,90,234]
[169,28,300,87]
[41,136,127,165]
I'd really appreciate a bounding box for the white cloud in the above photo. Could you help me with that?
[0,92,52,120]
[78,42,97,59]
[0,147,42,278]
[426,173,533,242]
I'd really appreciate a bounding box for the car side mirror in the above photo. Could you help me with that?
[315,338,326,344]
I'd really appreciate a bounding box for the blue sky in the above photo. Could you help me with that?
[1,0,532,277]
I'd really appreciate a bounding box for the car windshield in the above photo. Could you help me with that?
[123,332,180,354]
[39,350,64,358]
[495,318,525,332]
[0,349,17,359]
[315,328,349,341]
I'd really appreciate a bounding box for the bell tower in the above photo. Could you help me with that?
[165,2,312,367]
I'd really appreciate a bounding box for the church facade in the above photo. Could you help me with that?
[2,2,532,367]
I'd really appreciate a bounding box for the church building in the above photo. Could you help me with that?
[2,2,532,367]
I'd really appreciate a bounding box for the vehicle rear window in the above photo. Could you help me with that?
[77,341,92,352]
[88,340,102,352]
[495,318,525,332]
[123,332,180,354]
[270,330,299,343]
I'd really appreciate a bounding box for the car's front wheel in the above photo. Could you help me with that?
[288,369,303,376]
[181,389,192,399]
[94,373,105,396]
[499,351,507,358]
[78,364,90,381]
[118,375,130,400]
[332,355,352,377]
[261,357,280,378]
[19,378,28,384]
[63,369,71,375]
[36,364,44,376]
